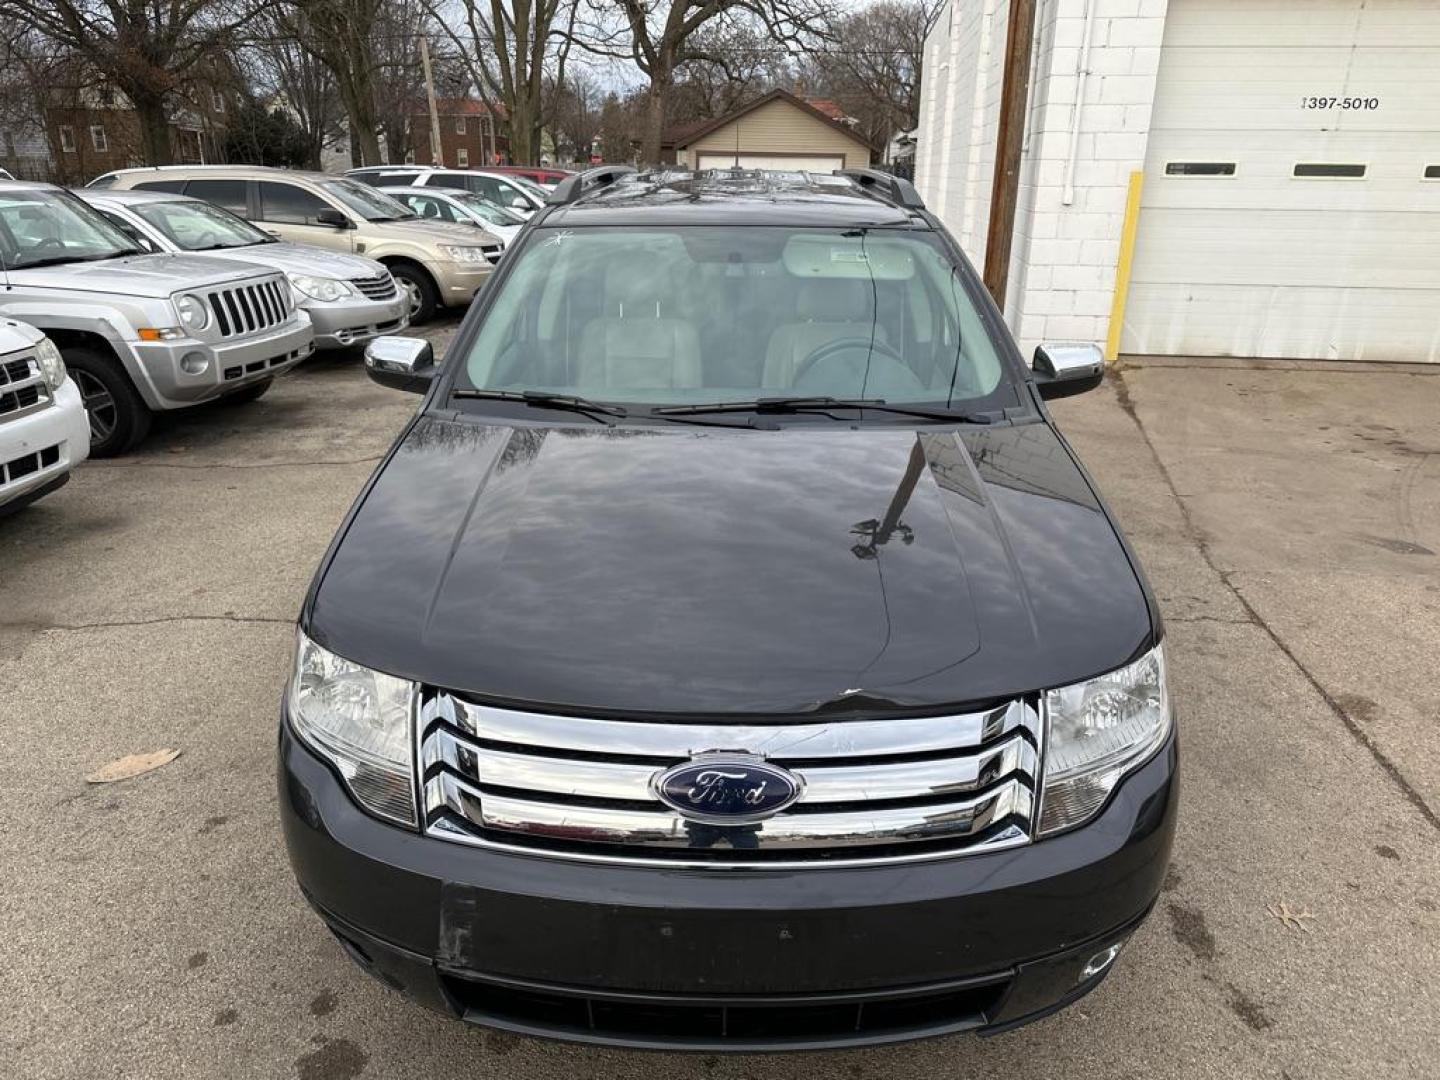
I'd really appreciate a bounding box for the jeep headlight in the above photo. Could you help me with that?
[173,293,210,332]
[1038,643,1171,835]
[35,336,66,392]
[288,630,417,826]
[288,273,350,302]
[440,244,490,264]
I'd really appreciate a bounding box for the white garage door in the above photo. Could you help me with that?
[696,153,846,172]
[1124,0,1440,362]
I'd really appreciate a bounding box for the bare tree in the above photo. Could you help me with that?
[246,12,342,169]
[548,73,604,163]
[425,0,580,164]
[796,0,937,152]
[667,21,790,122]
[572,0,832,163]
[0,0,264,165]
[283,0,388,165]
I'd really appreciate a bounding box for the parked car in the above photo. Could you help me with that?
[90,166,501,323]
[0,180,313,456]
[0,320,89,515]
[480,165,575,188]
[377,186,523,250]
[280,167,1177,1050]
[344,165,544,218]
[79,190,409,350]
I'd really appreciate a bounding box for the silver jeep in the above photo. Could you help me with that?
[0,180,315,456]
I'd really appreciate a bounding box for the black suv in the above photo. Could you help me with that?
[280,167,1177,1051]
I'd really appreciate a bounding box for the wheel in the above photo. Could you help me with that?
[64,346,151,457]
[220,377,273,405]
[389,263,438,324]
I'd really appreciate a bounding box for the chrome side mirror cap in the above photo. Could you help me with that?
[365,336,436,394]
[1033,342,1104,400]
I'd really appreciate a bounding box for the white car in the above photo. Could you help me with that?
[79,189,409,350]
[0,320,90,515]
[377,186,524,249]
[345,166,544,218]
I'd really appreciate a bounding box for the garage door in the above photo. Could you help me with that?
[1123,0,1440,362]
[696,153,846,172]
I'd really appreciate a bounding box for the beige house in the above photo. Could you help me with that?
[666,90,874,172]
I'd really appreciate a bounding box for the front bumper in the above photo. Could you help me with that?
[0,379,90,511]
[305,294,409,350]
[429,260,492,306]
[279,718,1178,1051]
[130,316,315,409]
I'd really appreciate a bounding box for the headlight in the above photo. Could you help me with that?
[288,273,350,302]
[288,630,417,826]
[173,293,210,332]
[1038,643,1171,835]
[440,245,490,264]
[35,336,66,392]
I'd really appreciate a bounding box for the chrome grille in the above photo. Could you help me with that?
[419,694,1039,866]
[0,353,50,419]
[206,278,291,338]
[351,272,398,300]
[481,244,503,266]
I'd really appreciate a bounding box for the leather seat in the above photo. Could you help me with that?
[763,280,888,389]
[577,255,702,392]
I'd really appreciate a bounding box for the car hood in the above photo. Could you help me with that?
[307,418,1154,716]
[186,242,384,279]
[10,253,271,298]
[365,217,501,246]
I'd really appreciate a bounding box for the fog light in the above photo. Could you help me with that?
[1080,941,1126,983]
[180,352,209,375]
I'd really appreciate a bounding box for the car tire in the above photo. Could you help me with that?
[390,263,438,324]
[220,377,273,405]
[64,346,151,458]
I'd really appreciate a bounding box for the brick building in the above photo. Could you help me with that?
[407,98,509,169]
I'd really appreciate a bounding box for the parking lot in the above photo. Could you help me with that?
[2,323,1437,1079]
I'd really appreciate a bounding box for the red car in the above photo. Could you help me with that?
[483,165,574,187]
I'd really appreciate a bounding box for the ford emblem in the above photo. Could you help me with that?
[652,755,803,824]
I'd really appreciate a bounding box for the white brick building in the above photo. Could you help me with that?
[916,0,1440,364]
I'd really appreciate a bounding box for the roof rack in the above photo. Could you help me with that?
[834,168,926,210]
[547,165,637,205]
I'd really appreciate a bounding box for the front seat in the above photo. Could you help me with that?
[763,279,888,389]
[576,254,703,392]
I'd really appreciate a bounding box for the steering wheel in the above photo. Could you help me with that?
[792,335,923,396]
[193,230,221,249]
[29,236,63,255]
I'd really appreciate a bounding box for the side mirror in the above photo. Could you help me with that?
[365,336,436,393]
[508,195,529,210]
[316,208,351,229]
[1033,342,1104,400]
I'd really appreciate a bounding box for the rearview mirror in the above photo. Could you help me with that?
[365,336,435,393]
[1033,343,1104,400]
[316,208,351,229]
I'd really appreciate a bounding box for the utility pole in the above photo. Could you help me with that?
[982,0,1038,311]
[419,35,444,167]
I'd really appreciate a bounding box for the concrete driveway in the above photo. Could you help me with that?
[1,335,1436,1079]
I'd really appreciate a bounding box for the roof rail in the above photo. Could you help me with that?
[834,168,925,210]
[547,165,637,205]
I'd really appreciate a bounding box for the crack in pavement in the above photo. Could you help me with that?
[1111,367,1440,833]
[87,455,384,471]
[1,613,295,634]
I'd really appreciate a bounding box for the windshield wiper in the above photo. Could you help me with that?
[651,396,994,423]
[452,388,628,424]
[13,250,140,269]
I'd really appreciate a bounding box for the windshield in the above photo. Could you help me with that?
[133,199,270,250]
[457,226,1015,412]
[509,176,547,200]
[318,179,415,221]
[454,193,524,226]
[0,188,141,268]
